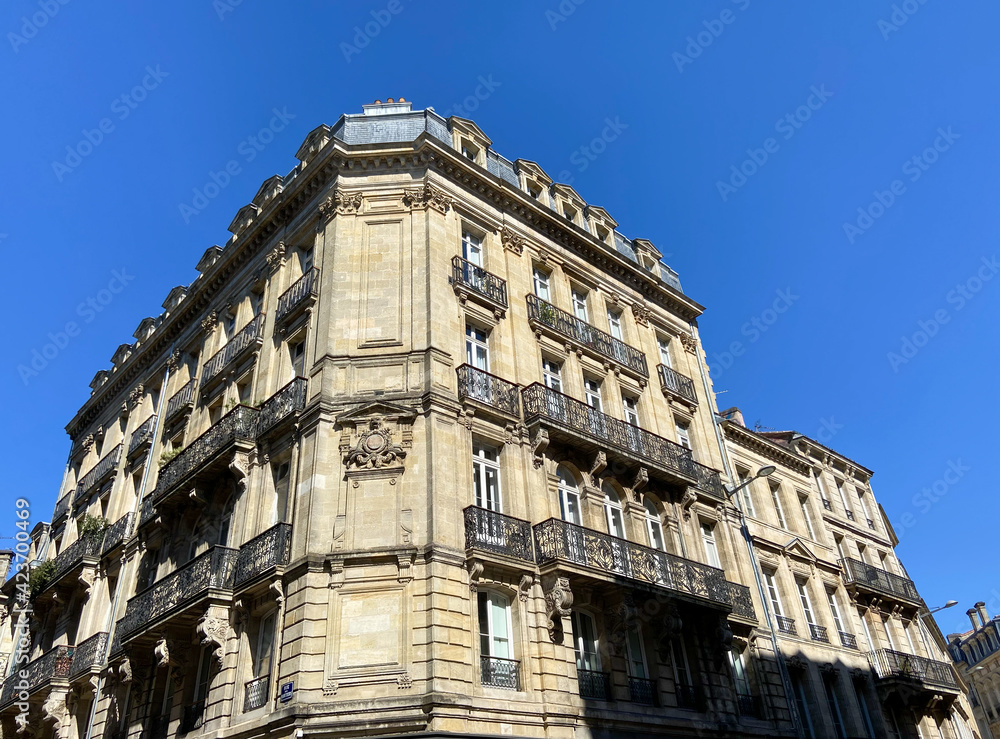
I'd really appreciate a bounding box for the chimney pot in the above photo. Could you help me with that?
[374,100,382,105]
[976,601,989,625]
[387,98,394,103]
[398,97,406,102]
[968,608,982,630]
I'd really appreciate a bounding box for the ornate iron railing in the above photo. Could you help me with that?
[841,558,920,604]
[809,623,829,642]
[521,384,695,482]
[481,657,520,690]
[201,314,265,388]
[456,364,520,417]
[128,416,157,456]
[452,256,508,308]
[276,267,319,324]
[737,693,764,719]
[53,493,71,522]
[257,377,308,437]
[657,364,698,404]
[675,684,701,710]
[165,378,196,421]
[75,444,122,502]
[118,546,238,640]
[102,513,133,555]
[70,632,108,678]
[867,648,957,689]
[690,460,726,500]
[234,523,292,587]
[153,405,259,502]
[138,496,156,528]
[533,518,734,609]
[578,669,612,701]
[0,645,74,706]
[44,534,103,590]
[464,506,534,562]
[244,675,270,711]
[629,676,658,706]
[146,714,171,739]
[775,615,796,635]
[840,631,859,649]
[526,295,647,377]
[724,582,757,621]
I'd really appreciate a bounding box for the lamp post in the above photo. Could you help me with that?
[919,600,958,618]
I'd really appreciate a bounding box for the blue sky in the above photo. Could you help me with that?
[1,0,997,633]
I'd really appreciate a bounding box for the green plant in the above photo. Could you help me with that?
[159,447,182,467]
[29,559,57,598]
[78,515,109,541]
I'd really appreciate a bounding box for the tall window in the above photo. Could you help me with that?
[558,467,581,525]
[814,469,829,501]
[735,467,756,517]
[542,359,562,391]
[571,290,588,321]
[657,336,672,367]
[622,396,640,426]
[193,644,213,714]
[797,580,817,626]
[250,289,264,318]
[855,683,876,739]
[478,591,512,659]
[532,268,550,301]
[571,612,600,672]
[827,589,845,635]
[860,613,877,651]
[857,487,872,522]
[835,478,852,516]
[763,570,784,617]
[676,421,691,450]
[607,310,624,341]
[584,378,602,412]
[799,496,816,539]
[790,672,815,739]
[729,648,752,697]
[602,484,625,538]
[824,676,847,739]
[644,499,665,551]
[272,461,290,524]
[701,522,721,568]
[290,338,306,378]
[625,626,648,679]
[670,635,692,695]
[770,481,787,529]
[473,443,502,512]
[253,611,276,680]
[300,247,314,273]
[218,499,233,548]
[462,230,483,266]
[465,325,489,370]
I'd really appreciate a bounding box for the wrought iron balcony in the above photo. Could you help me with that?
[137,496,156,528]
[809,623,829,642]
[244,675,270,711]
[526,295,648,377]
[118,546,238,642]
[657,364,698,405]
[180,702,204,734]
[628,676,658,706]
[737,693,764,719]
[481,657,520,690]
[690,460,726,500]
[724,582,757,621]
[101,513,133,555]
[257,377,308,437]
[578,669,613,701]
[675,684,702,711]
[867,649,958,691]
[53,493,71,523]
[233,523,292,588]
[840,558,920,605]
[153,405,259,504]
[452,256,508,309]
[69,632,108,679]
[840,631,859,649]
[39,534,103,594]
[276,267,319,325]
[464,506,533,563]
[165,378,196,422]
[75,444,122,503]
[534,518,739,611]
[128,416,157,457]
[145,715,170,739]
[200,314,265,389]
[0,645,74,707]
[775,615,796,635]
[456,364,520,418]
[522,383,697,485]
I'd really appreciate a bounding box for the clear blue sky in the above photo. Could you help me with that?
[2,0,996,633]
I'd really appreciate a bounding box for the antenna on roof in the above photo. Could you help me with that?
[754,421,775,432]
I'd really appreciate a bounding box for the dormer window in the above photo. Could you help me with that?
[461,140,480,163]
[564,207,577,224]
[595,223,611,244]
[527,183,541,200]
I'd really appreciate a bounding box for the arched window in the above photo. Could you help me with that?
[602,483,625,538]
[644,498,666,551]
[557,467,581,525]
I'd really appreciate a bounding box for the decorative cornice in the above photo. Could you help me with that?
[722,420,812,475]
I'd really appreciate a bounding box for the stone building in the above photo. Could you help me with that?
[0,99,976,739]
[948,602,1000,739]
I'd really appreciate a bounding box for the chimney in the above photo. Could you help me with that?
[968,608,981,630]
[976,601,989,626]
[720,407,746,428]
[0,550,11,581]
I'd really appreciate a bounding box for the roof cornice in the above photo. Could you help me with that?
[721,420,812,475]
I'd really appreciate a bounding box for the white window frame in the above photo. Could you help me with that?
[571,289,588,321]
[644,499,666,551]
[478,590,513,660]
[558,468,581,525]
[462,229,483,266]
[657,336,672,367]
[602,484,625,539]
[465,324,489,371]
[607,309,624,341]
[532,268,550,301]
[622,396,639,426]
[827,589,845,634]
[770,481,787,529]
[735,468,756,517]
[584,378,602,412]
[253,611,277,679]
[797,580,817,626]
[764,570,784,617]
[701,522,721,568]
[625,625,649,679]
[472,443,502,512]
[676,421,691,450]
[542,358,562,392]
[571,611,601,672]
[800,496,816,539]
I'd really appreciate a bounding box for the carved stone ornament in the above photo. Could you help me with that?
[680,488,698,520]
[607,596,638,656]
[344,418,406,470]
[319,190,364,221]
[680,333,698,354]
[786,655,808,672]
[81,434,95,454]
[199,311,218,335]
[153,636,170,669]
[166,348,183,372]
[467,559,484,592]
[544,576,574,642]
[500,225,525,255]
[401,182,453,214]
[323,677,339,696]
[42,690,70,739]
[197,610,230,668]
[631,300,651,327]
[119,657,132,683]
[531,428,549,469]
[519,574,534,602]
[396,673,413,689]
[127,384,144,410]
[266,241,287,272]
[229,451,252,495]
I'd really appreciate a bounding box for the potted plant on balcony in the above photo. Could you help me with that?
[28,559,57,598]
[78,515,109,542]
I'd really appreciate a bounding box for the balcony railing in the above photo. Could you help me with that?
[118,546,238,641]
[75,444,122,502]
[180,701,204,733]
[53,493,71,522]
[464,506,534,563]
[244,676,270,711]
[452,256,508,308]
[526,295,648,377]
[676,684,702,711]
[0,645,74,706]
[522,384,695,483]
[102,513,133,555]
[657,364,698,405]
[165,378,196,421]
[42,535,103,592]
[809,623,829,642]
[257,377,308,437]
[841,558,920,604]
[867,648,958,690]
[737,693,764,719]
[138,496,156,528]
[578,669,613,701]
[775,615,796,635]
[456,364,520,418]
[153,405,259,503]
[145,715,170,739]
[481,657,520,690]
[276,267,319,325]
[233,523,292,587]
[534,518,735,610]
[201,314,265,389]
[840,631,859,649]
[629,676,658,706]
[69,632,108,678]
[689,460,726,500]
[724,582,757,621]
[128,416,157,457]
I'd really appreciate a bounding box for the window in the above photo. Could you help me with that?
[881,617,895,650]
[218,499,233,548]
[797,580,817,626]
[250,289,264,317]
[290,339,305,378]
[300,247,314,273]
[827,589,845,635]
[607,310,623,341]
[622,396,639,426]
[657,336,672,367]
[478,591,512,659]
[465,324,489,371]
[814,469,829,501]
[856,684,876,739]
[676,421,691,450]
[224,312,237,340]
[857,487,872,523]
[625,626,648,679]
[835,478,852,516]
[834,536,847,561]
[571,289,588,321]
[237,373,253,406]
[769,481,787,529]
[583,378,602,412]
[799,496,816,539]
[860,613,876,651]
[564,206,578,224]
[472,443,501,512]
[701,522,721,568]
[824,675,847,739]
[558,467,581,525]
[602,484,625,538]
[669,635,692,690]
[763,570,783,616]
[208,397,223,425]
[571,612,600,671]
[253,611,276,680]
[735,467,756,516]
[272,461,290,524]
[193,644,213,717]
[644,499,666,551]
[462,230,483,266]
[542,359,562,392]
[532,268,550,300]
[729,648,752,697]
[790,672,815,739]
[461,140,479,162]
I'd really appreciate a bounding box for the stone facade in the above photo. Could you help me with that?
[0,99,976,739]
[949,602,1000,739]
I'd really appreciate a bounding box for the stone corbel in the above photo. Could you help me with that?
[631,467,648,495]
[589,451,607,482]
[42,690,70,739]
[269,578,284,607]
[328,557,345,589]
[229,451,252,496]
[323,677,339,696]
[607,595,638,656]
[78,565,97,597]
[680,333,698,354]
[543,576,573,642]
[500,225,525,255]
[467,559,484,592]
[396,552,414,584]
[530,428,549,469]
[196,607,231,668]
[680,488,698,520]
[153,636,170,669]
[519,574,533,602]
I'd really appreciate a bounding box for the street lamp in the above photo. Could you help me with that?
[725,465,776,500]
[919,600,959,618]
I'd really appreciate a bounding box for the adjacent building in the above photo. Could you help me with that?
[0,99,976,739]
[949,602,1000,739]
